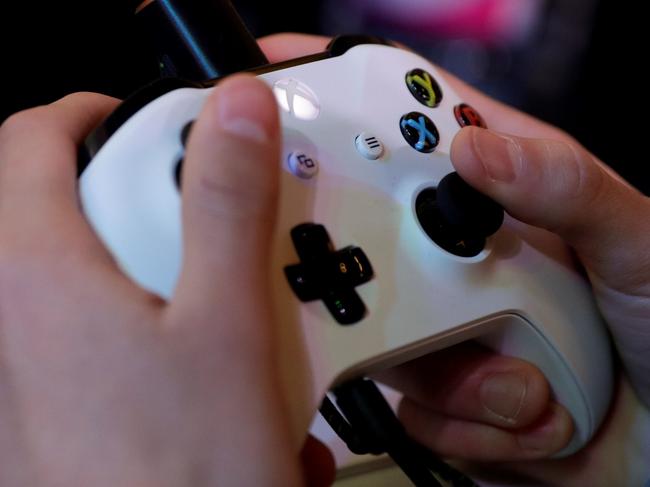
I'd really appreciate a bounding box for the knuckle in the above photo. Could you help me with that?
[53,91,118,109]
[190,152,278,223]
[516,404,574,458]
[534,139,606,233]
[0,107,49,142]
[195,173,273,222]
[565,143,606,205]
[55,91,98,104]
[0,107,62,175]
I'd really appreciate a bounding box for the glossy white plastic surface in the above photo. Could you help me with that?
[79,44,613,456]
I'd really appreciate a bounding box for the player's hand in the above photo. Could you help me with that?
[0,43,336,487]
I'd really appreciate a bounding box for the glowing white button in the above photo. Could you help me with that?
[273,78,321,121]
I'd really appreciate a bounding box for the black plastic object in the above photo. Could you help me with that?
[284,223,374,325]
[436,172,504,238]
[415,187,486,258]
[320,378,480,486]
[134,0,269,82]
[326,35,394,56]
[415,172,504,258]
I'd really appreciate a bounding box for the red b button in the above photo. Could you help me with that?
[454,103,487,128]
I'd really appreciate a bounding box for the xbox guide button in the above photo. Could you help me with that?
[273,78,321,121]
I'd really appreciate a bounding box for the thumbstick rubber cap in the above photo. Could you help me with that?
[436,172,504,238]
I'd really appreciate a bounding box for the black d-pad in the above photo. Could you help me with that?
[284,224,374,325]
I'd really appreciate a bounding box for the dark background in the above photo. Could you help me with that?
[1,0,644,194]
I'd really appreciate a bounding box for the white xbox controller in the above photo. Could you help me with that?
[78,37,613,456]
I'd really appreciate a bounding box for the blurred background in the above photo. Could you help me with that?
[0,0,643,194]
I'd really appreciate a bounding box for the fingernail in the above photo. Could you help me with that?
[217,77,273,143]
[471,129,520,182]
[517,403,573,455]
[480,371,527,424]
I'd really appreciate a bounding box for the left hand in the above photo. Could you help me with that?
[0,40,335,487]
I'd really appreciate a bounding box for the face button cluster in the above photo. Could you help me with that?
[284,224,374,325]
[280,67,486,176]
[401,69,444,154]
[402,69,488,153]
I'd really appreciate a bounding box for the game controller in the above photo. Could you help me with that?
[78,35,613,456]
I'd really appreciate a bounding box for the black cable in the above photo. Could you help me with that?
[320,378,479,487]
[319,395,382,455]
[133,0,268,82]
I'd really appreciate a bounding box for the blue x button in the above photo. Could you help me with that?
[400,112,439,153]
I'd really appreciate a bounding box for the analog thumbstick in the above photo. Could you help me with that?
[436,172,504,238]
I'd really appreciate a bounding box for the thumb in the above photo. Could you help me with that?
[174,74,281,316]
[168,76,308,483]
[450,126,650,294]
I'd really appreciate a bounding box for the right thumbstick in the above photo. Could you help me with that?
[436,172,504,239]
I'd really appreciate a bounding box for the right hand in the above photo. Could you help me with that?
[381,56,650,485]
[449,91,650,408]
[445,94,650,485]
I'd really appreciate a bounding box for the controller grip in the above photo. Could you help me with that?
[472,314,612,457]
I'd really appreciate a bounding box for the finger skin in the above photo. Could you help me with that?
[169,74,284,396]
[301,436,336,487]
[399,400,574,462]
[0,93,119,249]
[164,74,305,484]
[259,33,331,63]
[487,376,650,487]
[0,93,127,300]
[375,343,551,429]
[451,127,650,292]
[451,127,650,405]
[171,74,280,340]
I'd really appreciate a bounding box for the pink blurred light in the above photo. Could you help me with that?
[351,0,543,43]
